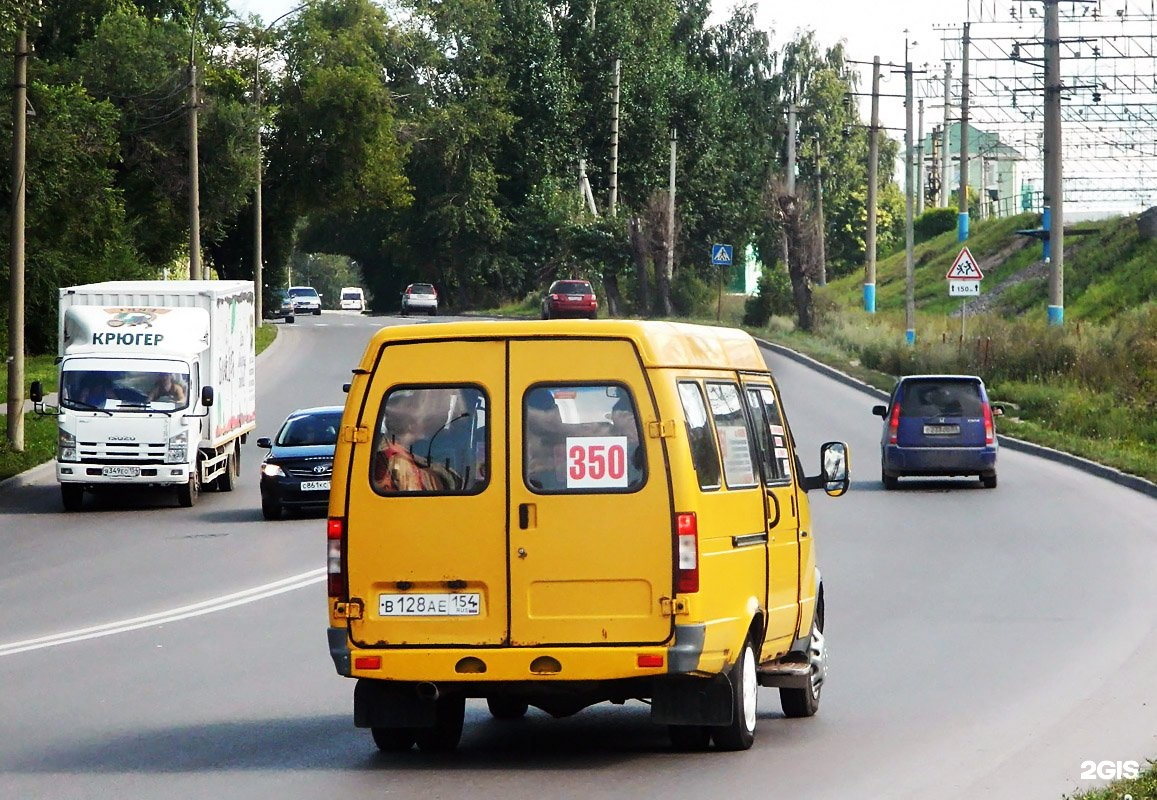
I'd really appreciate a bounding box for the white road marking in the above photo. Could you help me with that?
[0,568,325,657]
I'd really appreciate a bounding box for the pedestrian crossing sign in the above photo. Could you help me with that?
[946,246,983,280]
[711,244,733,266]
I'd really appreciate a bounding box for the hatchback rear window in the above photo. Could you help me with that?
[899,380,983,417]
[370,386,487,495]
[409,284,435,293]
[551,281,593,294]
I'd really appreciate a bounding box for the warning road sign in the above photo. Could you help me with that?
[946,246,983,280]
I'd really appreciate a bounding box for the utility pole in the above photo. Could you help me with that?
[864,56,880,313]
[608,57,620,216]
[916,99,925,215]
[1044,0,1064,326]
[664,127,676,318]
[958,22,971,242]
[188,18,202,280]
[253,37,263,320]
[941,61,952,207]
[815,135,826,286]
[578,157,598,215]
[904,48,916,345]
[7,28,28,451]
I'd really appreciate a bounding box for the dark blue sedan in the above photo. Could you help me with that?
[257,406,344,519]
[873,375,1000,490]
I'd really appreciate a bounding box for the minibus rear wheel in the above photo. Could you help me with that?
[414,695,465,753]
[668,724,711,751]
[486,697,529,720]
[371,727,415,752]
[711,637,757,751]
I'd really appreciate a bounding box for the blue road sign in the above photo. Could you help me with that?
[711,244,733,266]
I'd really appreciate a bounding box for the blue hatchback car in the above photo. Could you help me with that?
[872,375,1000,490]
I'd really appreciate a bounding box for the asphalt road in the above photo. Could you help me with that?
[1,311,1154,800]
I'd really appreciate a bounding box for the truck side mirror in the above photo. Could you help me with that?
[201,386,215,407]
[30,380,43,403]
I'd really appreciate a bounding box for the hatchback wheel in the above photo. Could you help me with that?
[981,471,997,489]
[881,464,899,490]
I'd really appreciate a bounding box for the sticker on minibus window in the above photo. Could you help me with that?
[566,436,630,489]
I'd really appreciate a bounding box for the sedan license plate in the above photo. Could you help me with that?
[300,480,330,491]
[923,424,960,436]
[102,465,140,478]
[379,592,481,617]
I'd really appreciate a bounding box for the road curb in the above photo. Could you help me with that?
[755,336,1157,500]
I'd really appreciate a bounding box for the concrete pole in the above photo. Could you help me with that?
[786,104,797,194]
[665,127,676,317]
[941,61,952,207]
[7,29,28,451]
[904,56,916,346]
[188,35,202,280]
[1044,0,1064,326]
[917,99,925,215]
[864,56,880,313]
[253,39,263,321]
[578,157,598,214]
[608,58,620,216]
[958,22,970,242]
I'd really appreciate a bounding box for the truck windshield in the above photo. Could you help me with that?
[61,365,191,412]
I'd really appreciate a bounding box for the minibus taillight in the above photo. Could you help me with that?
[888,402,901,444]
[982,402,995,445]
[327,517,346,598]
[675,512,699,594]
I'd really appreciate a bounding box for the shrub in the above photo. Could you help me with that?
[914,207,958,243]
[743,266,793,327]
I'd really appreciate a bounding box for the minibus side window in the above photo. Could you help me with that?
[370,385,488,495]
[746,387,792,484]
[524,384,644,493]
[677,381,722,491]
[705,382,759,489]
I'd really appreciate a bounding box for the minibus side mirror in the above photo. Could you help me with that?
[802,441,850,496]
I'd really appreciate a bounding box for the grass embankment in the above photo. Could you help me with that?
[0,322,279,482]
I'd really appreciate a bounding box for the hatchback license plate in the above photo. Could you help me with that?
[923,424,960,435]
[300,480,330,491]
[379,592,481,617]
[102,465,140,478]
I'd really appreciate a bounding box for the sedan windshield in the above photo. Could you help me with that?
[277,411,343,447]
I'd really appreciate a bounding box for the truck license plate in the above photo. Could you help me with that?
[300,480,330,491]
[379,593,481,617]
[102,465,140,478]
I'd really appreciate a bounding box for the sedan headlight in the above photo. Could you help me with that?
[58,429,77,462]
[166,430,188,464]
[261,462,285,478]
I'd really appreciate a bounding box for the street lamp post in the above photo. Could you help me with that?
[251,3,308,325]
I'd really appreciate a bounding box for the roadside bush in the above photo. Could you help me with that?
[743,266,793,327]
[914,207,958,243]
[671,269,713,317]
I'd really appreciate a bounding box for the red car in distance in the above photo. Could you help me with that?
[541,279,598,320]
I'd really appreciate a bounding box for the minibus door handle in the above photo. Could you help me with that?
[518,503,532,530]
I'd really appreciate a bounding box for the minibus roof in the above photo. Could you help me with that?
[361,319,767,372]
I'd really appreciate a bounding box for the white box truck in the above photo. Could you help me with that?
[31,280,257,511]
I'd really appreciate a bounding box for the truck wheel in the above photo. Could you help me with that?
[780,596,826,719]
[61,484,85,512]
[215,443,238,492]
[711,637,757,751]
[177,463,201,507]
[486,697,528,720]
[371,727,415,752]
[414,695,465,753]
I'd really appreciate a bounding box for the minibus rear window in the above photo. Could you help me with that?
[523,384,644,493]
[677,382,722,491]
[370,385,488,495]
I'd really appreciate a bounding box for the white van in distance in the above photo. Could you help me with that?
[340,287,366,312]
